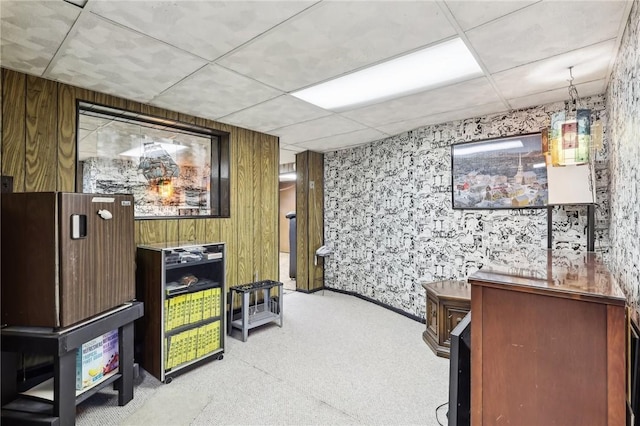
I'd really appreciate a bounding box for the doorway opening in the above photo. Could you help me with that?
[279,162,296,291]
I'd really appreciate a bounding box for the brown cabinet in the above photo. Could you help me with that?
[1,192,135,327]
[469,251,626,426]
[422,280,470,358]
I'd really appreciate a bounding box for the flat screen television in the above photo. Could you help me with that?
[448,311,471,426]
[451,133,548,209]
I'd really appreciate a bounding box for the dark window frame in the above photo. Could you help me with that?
[76,101,230,219]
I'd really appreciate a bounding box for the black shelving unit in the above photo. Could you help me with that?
[1,302,144,426]
[136,242,225,383]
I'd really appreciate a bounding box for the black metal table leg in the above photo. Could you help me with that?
[54,350,76,426]
[118,321,134,406]
[1,351,18,406]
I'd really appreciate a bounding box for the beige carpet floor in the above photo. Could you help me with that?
[75,290,450,425]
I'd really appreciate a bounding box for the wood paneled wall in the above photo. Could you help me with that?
[295,150,324,292]
[0,68,279,295]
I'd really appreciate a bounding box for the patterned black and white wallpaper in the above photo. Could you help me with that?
[606,0,640,312]
[324,96,608,318]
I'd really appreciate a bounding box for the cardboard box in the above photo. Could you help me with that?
[76,336,104,390]
[102,329,119,375]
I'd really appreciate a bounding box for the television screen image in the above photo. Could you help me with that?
[448,311,471,426]
[451,133,548,209]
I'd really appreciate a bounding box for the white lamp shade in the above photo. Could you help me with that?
[547,163,595,205]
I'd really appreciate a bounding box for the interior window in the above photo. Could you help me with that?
[76,102,229,218]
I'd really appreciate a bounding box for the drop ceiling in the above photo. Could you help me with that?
[0,0,632,164]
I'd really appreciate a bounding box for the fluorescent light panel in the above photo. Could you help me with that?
[291,38,482,111]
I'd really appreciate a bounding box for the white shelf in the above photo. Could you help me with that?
[20,369,120,403]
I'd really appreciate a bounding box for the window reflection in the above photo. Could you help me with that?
[77,102,229,218]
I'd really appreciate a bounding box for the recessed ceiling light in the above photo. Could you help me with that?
[291,38,482,111]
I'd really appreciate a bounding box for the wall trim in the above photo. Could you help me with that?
[295,287,324,294]
[324,287,425,324]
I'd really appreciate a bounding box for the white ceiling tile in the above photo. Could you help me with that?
[271,115,368,145]
[466,0,629,73]
[0,1,80,75]
[45,13,207,102]
[492,40,616,100]
[445,0,539,31]
[0,1,629,156]
[88,1,315,61]
[375,101,508,136]
[507,80,606,110]
[218,95,331,132]
[342,78,503,127]
[218,1,456,91]
[150,64,283,120]
[293,128,388,152]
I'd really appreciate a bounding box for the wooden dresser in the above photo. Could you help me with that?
[468,250,626,426]
[422,280,470,358]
